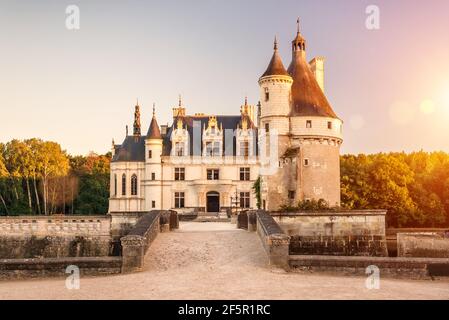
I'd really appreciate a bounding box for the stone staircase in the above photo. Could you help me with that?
[194,212,230,222]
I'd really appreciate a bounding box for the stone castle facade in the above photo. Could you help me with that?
[108,23,343,214]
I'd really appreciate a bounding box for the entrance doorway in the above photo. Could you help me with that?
[206,191,220,212]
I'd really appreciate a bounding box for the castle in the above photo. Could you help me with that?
[108,22,343,214]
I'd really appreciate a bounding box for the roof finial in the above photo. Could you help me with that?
[152,103,156,117]
[274,36,278,51]
[178,94,182,107]
[245,96,248,106]
[136,98,139,106]
[297,17,300,34]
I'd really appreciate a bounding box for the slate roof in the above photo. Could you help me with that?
[162,115,258,156]
[112,135,146,162]
[112,114,258,162]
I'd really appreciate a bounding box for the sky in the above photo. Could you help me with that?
[0,0,449,156]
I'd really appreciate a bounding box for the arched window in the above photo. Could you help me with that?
[114,174,117,196]
[121,174,126,196]
[131,174,138,196]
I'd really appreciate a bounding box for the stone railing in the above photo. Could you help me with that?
[0,215,112,259]
[398,233,449,258]
[0,215,111,237]
[120,210,178,273]
[256,210,290,269]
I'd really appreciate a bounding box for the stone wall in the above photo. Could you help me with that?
[289,255,449,279]
[398,233,449,258]
[0,216,112,259]
[272,210,388,256]
[0,256,122,280]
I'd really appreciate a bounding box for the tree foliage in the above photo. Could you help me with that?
[341,152,449,227]
[0,139,110,216]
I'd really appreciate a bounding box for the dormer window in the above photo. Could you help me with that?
[306,120,312,128]
[264,88,269,101]
[175,142,184,156]
[205,141,221,156]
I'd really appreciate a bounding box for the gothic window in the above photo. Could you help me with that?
[175,142,184,156]
[207,169,219,180]
[240,167,250,181]
[174,192,185,208]
[121,174,126,196]
[240,141,249,157]
[264,88,269,101]
[240,192,250,208]
[306,120,312,128]
[174,168,185,181]
[131,174,138,196]
[114,174,117,196]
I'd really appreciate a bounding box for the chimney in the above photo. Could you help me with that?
[309,57,325,93]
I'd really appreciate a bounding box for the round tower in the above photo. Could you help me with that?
[145,104,163,210]
[287,21,343,207]
[258,37,293,211]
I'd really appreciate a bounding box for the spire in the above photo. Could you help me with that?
[292,17,306,56]
[245,96,248,106]
[147,103,162,139]
[133,101,141,136]
[178,94,182,107]
[260,36,289,78]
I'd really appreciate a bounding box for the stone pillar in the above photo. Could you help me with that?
[159,212,170,233]
[120,235,145,273]
[248,211,257,232]
[266,234,290,269]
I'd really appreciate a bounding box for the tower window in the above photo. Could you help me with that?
[328,121,332,129]
[264,88,269,101]
[174,167,185,181]
[114,174,117,196]
[304,159,309,166]
[174,192,185,208]
[152,200,156,208]
[306,120,312,128]
[131,174,138,196]
[288,191,296,200]
[148,150,152,159]
[265,123,269,133]
[151,172,156,180]
[121,174,126,196]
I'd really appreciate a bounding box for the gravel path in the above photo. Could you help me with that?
[0,222,448,300]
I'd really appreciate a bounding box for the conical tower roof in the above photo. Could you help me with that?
[260,37,289,78]
[287,27,338,118]
[147,104,162,139]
